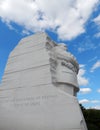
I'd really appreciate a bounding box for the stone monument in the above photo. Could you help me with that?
[0,33,87,130]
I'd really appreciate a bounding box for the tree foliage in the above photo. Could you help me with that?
[80,104,100,130]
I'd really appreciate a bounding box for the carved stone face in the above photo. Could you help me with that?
[58,43,67,51]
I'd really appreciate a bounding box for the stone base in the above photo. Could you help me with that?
[0,85,87,130]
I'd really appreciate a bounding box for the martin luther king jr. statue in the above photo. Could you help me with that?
[0,33,87,130]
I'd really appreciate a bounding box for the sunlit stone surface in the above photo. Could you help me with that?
[0,33,87,130]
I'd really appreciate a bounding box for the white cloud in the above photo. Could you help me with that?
[79,99,89,104]
[79,98,100,109]
[78,65,89,86]
[94,15,100,39]
[79,99,100,104]
[94,32,100,38]
[88,56,97,62]
[94,14,100,26]
[97,89,100,93]
[79,64,85,68]
[77,39,97,53]
[80,88,92,94]
[90,60,100,72]
[91,100,100,103]
[0,0,99,40]
[92,106,100,109]
[22,30,30,35]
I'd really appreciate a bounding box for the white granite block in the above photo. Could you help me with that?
[0,32,87,130]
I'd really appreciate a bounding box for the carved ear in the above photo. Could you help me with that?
[46,36,57,51]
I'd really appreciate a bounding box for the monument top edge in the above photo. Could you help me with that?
[20,32,51,42]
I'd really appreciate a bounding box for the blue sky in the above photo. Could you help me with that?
[0,0,100,109]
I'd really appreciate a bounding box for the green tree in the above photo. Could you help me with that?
[80,104,100,130]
